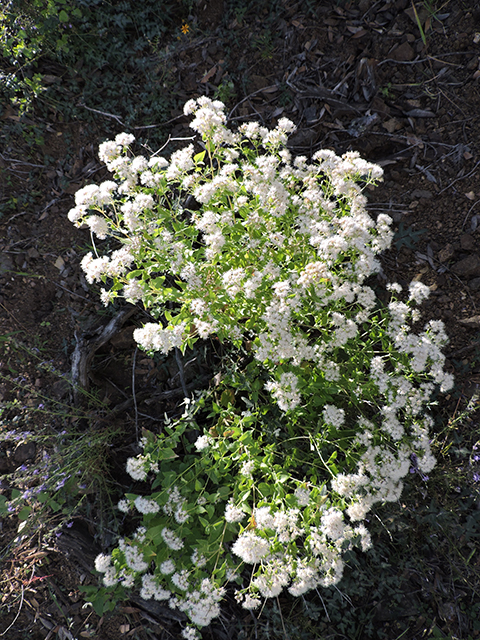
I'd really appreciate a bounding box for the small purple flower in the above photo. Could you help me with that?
[66,521,73,528]
[38,404,45,410]
[473,455,480,462]
[473,473,480,483]
[7,503,15,512]
[19,464,28,472]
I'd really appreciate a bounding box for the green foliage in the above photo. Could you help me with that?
[393,222,427,250]
[70,99,455,634]
[0,337,121,547]
[0,0,191,128]
[214,78,236,105]
[79,584,122,616]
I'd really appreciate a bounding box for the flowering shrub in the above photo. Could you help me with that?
[69,97,453,637]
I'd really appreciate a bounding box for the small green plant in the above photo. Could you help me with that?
[251,31,275,60]
[0,338,121,550]
[380,82,393,99]
[214,78,236,105]
[393,222,427,249]
[0,0,191,133]
[68,97,453,637]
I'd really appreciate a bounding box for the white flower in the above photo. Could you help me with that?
[387,282,403,294]
[172,570,189,591]
[255,506,275,529]
[94,553,111,573]
[321,507,345,541]
[182,627,199,640]
[161,528,184,551]
[265,372,301,412]
[123,279,144,303]
[225,501,245,523]
[231,531,270,564]
[133,323,185,354]
[322,405,345,428]
[409,281,430,304]
[126,457,148,481]
[134,496,160,514]
[240,460,255,477]
[115,132,135,146]
[123,543,148,572]
[194,435,211,451]
[98,140,120,163]
[160,560,176,575]
[141,574,170,601]
[294,486,311,506]
[102,566,118,587]
[117,499,130,513]
[242,593,262,610]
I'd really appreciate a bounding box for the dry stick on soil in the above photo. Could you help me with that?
[0,152,46,168]
[132,345,139,441]
[71,305,136,404]
[462,200,480,230]
[77,102,125,126]
[175,347,189,399]
[227,85,278,121]
[377,52,478,68]
[0,301,30,334]
[0,585,24,637]
[437,159,480,195]
[106,375,212,419]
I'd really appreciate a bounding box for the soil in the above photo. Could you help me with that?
[1,1,480,639]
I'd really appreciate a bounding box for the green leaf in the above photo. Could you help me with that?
[158,448,177,461]
[18,506,32,521]
[258,482,271,497]
[58,10,69,22]
[49,499,62,512]
[92,594,108,616]
[0,495,8,514]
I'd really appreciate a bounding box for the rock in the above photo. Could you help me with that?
[13,442,36,464]
[390,41,415,62]
[438,244,455,262]
[110,325,135,349]
[0,455,11,474]
[52,379,71,399]
[411,189,433,199]
[0,253,13,276]
[458,315,480,329]
[452,254,480,277]
[460,234,476,251]
[468,277,480,290]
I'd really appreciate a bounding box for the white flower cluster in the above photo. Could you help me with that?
[265,372,301,412]
[126,456,148,481]
[133,322,185,355]
[162,486,189,524]
[69,97,454,630]
[134,496,160,515]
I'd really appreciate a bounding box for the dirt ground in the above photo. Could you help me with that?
[1,1,480,638]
